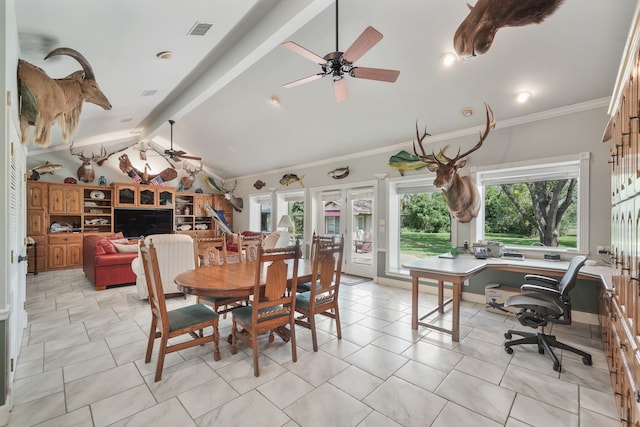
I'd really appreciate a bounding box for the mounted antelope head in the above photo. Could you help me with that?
[69,142,135,183]
[413,103,496,223]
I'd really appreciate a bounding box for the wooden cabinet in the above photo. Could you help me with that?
[47,234,82,270]
[114,183,175,208]
[606,11,640,425]
[48,184,81,214]
[27,209,46,236]
[27,181,48,210]
[174,193,228,237]
[82,186,112,233]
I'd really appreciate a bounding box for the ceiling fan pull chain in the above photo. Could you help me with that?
[335,0,339,52]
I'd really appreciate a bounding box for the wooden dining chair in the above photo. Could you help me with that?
[231,240,301,376]
[297,233,337,293]
[194,234,248,316]
[295,234,344,352]
[140,239,221,382]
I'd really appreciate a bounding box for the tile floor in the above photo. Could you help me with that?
[9,268,620,427]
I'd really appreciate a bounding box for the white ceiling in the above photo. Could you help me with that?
[16,0,636,179]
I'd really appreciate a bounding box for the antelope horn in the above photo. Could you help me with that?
[452,103,495,161]
[45,47,95,80]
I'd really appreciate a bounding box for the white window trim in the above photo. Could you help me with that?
[473,152,590,253]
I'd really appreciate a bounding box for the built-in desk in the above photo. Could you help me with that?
[403,254,611,342]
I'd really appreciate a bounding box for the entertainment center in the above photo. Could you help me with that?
[27,181,233,272]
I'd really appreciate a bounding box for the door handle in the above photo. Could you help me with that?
[18,255,28,263]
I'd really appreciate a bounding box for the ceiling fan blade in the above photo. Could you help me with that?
[281,41,325,64]
[334,78,349,102]
[351,67,400,83]
[178,154,202,161]
[283,73,324,88]
[342,26,383,64]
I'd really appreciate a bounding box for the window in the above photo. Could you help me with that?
[387,178,453,272]
[249,194,272,232]
[276,191,305,240]
[475,153,589,252]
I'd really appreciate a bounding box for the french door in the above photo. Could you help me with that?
[316,186,375,278]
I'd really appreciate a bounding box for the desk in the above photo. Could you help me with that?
[403,255,611,342]
[174,259,312,298]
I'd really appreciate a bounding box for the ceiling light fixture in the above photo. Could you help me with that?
[516,91,532,103]
[460,107,474,117]
[442,52,457,67]
[270,95,280,105]
[156,51,172,60]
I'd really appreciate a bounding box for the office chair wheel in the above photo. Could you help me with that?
[553,361,561,372]
[582,355,592,366]
[504,332,512,339]
[505,346,513,355]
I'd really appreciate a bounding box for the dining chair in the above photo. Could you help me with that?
[231,240,301,376]
[295,234,344,352]
[296,233,337,293]
[139,239,221,382]
[195,234,248,316]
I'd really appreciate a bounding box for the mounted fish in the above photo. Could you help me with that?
[280,173,304,187]
[454,0,564,60]
[253,180,266,190]
[388,150,427,176]
[328,166,349,179]
[18,47,111,147]
[204,176,244,212]
[28,161,62,180]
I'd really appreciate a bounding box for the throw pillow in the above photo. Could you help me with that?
[98,239,118,254]
[113,242,139,253]
[110,238,129,244]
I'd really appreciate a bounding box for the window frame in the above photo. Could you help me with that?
[472,152,590,253]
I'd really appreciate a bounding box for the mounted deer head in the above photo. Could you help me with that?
[413,103,496,222]
[178,161,203,191]
[220,179,244,213]
[69,142,130,183]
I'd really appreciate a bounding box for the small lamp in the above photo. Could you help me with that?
[276,214,294,247]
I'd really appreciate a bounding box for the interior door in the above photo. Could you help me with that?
[317,186,375,278]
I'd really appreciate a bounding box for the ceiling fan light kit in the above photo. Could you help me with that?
[281,0,399,102]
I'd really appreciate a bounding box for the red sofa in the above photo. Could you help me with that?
[83,234,138,290]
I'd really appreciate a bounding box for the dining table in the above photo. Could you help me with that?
[174,258,313,342]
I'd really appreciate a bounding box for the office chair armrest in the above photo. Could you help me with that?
[520,283,562,296]
[523,274,558,286]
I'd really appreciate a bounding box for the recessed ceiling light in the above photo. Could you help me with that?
[270,96,280,105]
[516,91,532,103]
[460,107,474,117]
[156,51,172,60]
[442,52,457,67]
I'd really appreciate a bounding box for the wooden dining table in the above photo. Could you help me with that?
[174,258,313,298]
[175,259,312,343]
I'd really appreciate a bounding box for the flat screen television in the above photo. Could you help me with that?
[114,208,174,238]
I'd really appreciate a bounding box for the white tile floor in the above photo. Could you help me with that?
[9,268,620,426]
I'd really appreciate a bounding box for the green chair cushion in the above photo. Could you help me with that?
[232,304,287,326]
[168,304,218,332]
[295,291,332,311]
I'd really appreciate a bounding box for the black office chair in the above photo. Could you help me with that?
[503,255,592,372]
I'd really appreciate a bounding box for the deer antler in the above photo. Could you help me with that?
[412,124,448,165]
[69,142,91,162]
[220,179,237,194]
[183,161,203,176]
[448,103,495,163]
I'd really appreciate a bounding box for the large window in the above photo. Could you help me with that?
[475,154,589,252]
[277,191,305,240]
[249,194,272,232]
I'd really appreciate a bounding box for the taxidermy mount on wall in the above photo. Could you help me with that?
[18,47,111,147]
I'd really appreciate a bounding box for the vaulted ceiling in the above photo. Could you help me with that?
[17,0,635,178]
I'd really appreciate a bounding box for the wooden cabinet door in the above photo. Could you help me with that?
[138,187,156,207]
[157,188,175,207]
[48,185,66,214]
[27,210,46,236]
[28,182,48,209]
[194,195,212,216]
[67,244,82,268]
[115,184,138,207]
[47,245,66,270]
[66,187,82,213]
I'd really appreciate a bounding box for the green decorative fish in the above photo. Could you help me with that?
[388,150,427,176]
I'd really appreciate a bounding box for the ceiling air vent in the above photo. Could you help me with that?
[141,89,157,97]
[188,22,213,36]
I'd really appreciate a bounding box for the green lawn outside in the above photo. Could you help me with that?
[400,229,577,257]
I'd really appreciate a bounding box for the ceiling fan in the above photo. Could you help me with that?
[281,0,400,102]
[162,119,202,162]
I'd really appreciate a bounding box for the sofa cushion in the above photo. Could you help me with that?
[113,242,138,253]
[98,239,118,254]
